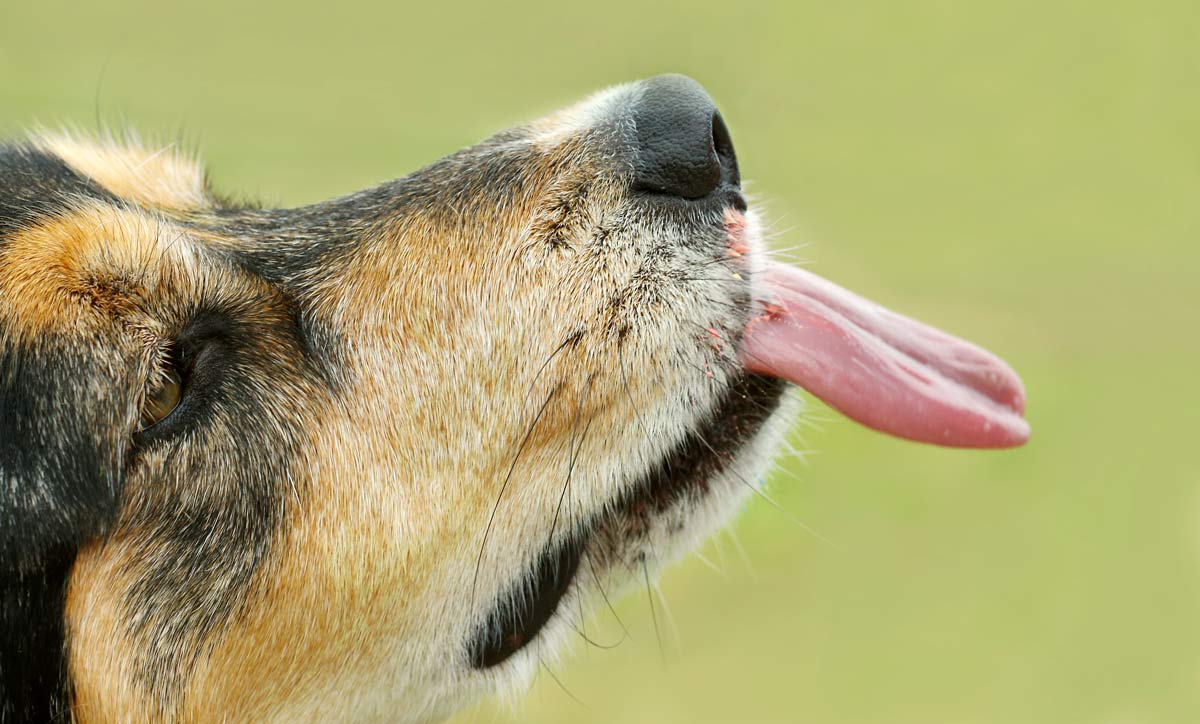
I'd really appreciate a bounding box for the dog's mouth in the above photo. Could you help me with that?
[468,372,789,669]
[467,183,1035,668]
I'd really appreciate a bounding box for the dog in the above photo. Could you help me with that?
[0,75,1029,723]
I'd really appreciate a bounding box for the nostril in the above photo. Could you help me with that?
[630,74,738,200]
[710,111,740,188]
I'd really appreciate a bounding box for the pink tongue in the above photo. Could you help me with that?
[740,264,1029,448]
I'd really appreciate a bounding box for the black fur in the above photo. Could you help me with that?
[0,339,136,723]
[0,92,757,717]
[0,145,115,235]
[0,554,74,723]
[0,147,124,723]
[0,144,331,719]
[119,305,314,701]
[469,374,787,669]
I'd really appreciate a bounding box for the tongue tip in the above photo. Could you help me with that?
[951,414,1031,450]
[992,362,1028,416]
[1003,425,1032,449]
[742,261,1033,451]
[1004,414,1032,447]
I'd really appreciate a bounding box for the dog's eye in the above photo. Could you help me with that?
[141,365,183,429]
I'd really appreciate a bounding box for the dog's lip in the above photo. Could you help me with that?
[466,198,769,671]
[467,374,787,670]
[633,185,747,213]
[467,532,584,669]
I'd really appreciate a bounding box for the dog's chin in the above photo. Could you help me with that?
[468,372,796,672]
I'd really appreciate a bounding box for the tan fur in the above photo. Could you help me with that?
[37,133,211,213]
[10,79,797,723]
[67,543,152,724]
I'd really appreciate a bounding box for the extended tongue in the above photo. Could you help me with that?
[739,264,1029,448]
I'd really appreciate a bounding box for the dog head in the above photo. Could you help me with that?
[0,75,1027,723]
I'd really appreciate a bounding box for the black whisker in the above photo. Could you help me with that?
[468,330,583,615]
[585,550,630,638]
[641,557,665,665]
[548,376,597,550]
[539,650,588,709]
[470,383,561,619]
[690,425,841,550]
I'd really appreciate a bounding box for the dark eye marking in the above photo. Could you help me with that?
[132,311,238,446]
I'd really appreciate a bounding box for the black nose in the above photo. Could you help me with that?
[631,74,740,199]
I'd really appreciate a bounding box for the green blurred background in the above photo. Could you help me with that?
[3,1,1197,721]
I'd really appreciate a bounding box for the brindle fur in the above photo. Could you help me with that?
[0,80,798,723]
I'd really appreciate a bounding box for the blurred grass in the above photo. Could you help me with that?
[3,1,1198,721]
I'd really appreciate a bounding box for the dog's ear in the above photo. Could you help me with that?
[0,342,124,574]
[0,338,127,721]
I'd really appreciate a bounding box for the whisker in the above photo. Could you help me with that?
[726,529,756,578]
[651,578,680,653]
[585,551,630,638]
[468,329,585,615]
[470,383,561,619]
[678,276,746,285]
[692,550,727,578]
[132,142,176,173]
[568,615,628,651]
[691,426,842,551]
[641,557,666,666]
[548,376,596,548]
[617,343,654,444]
[538,648,587,709]
[93,53,114,134]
